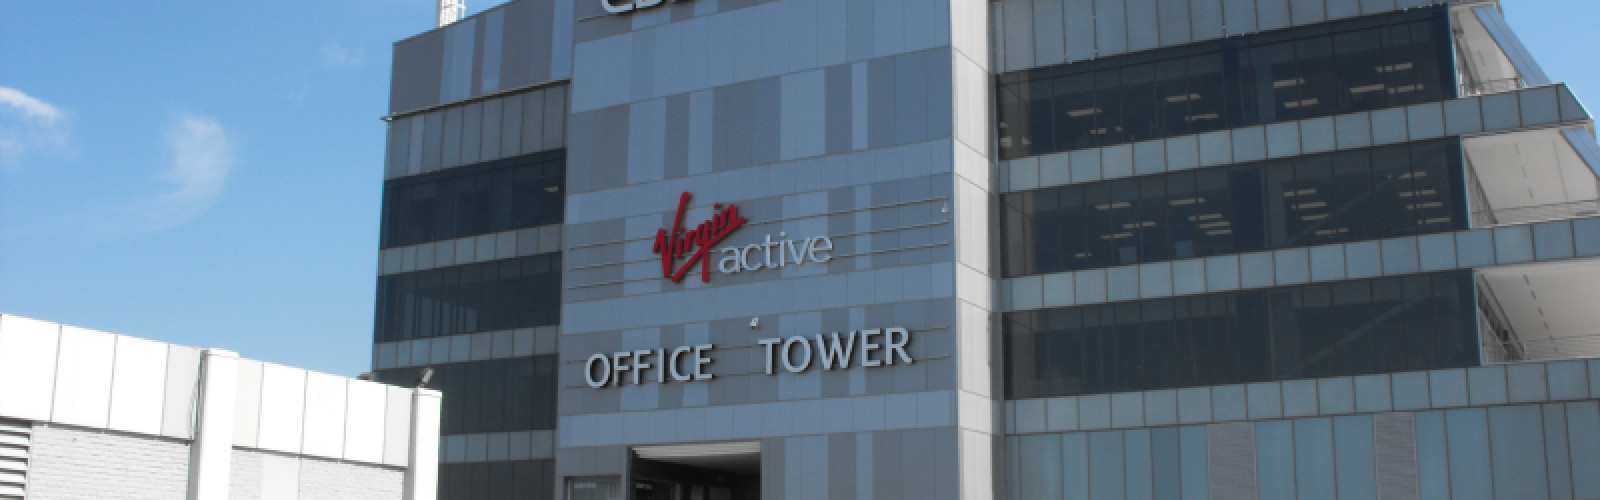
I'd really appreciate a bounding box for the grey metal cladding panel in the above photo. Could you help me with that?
[1190,0,1224,41]
[544,86,567,148]
[894,53,930,146]
[1094,0,1128,56]
[1487,405,1550,499]
[926,52,953,141]
[751,78,781,166]
[824,65,854,154]
[1290,0,1327,25]
[501,94,524,158]
[441,19,478,105]
[867,57,898,148]
[1223,0,1257,36]
[1158,0,1191,47]
[1126,0,1160,52]
[568,105,630,194]
[390,30,445,113]
[1064,0,1096,62]
[574,12,634,47]
[480,9,504,94]
[1031,0,1063,67]
[500,0,552,89]
[663,94,691,179]
[1257,0,1293,31]
[461,102,483,165]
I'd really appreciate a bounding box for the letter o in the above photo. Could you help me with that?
[781,336,812,373]
[584,353,612,388]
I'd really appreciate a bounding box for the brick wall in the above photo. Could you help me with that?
[27,424,191,499]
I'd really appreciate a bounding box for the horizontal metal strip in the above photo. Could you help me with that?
[565,219,951,272]
[565,241,951,291]
[565,196,951,251]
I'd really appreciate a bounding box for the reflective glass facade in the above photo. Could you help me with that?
[376,357,559,433]
[380,150,565,249]
[1001,139,1468,277]
[996,7,1454,159]
[375,254,562,342]
[438,461,558,500]
[1004,271,1479,399]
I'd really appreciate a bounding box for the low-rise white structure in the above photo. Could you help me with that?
[0,313,441,500]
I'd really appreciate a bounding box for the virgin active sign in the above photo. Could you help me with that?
[651,192,833,283]
[583,191,912,388]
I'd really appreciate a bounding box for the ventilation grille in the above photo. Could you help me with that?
[0,419,29,499]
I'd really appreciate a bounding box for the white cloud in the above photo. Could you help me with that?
[0,86,71,171]
[320,42,365,68]
[139,113,236,229]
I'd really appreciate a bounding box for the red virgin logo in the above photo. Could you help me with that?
[653,192,747,283]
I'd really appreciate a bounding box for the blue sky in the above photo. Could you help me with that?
[3,1,1598,377]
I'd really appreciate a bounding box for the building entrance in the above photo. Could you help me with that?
[629,442,761,500]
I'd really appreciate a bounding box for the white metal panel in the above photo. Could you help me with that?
[232,359,264,447]
[160,345,200,439]
[300,372,348,459]
[342,381,388,461]
[383,386,414,466]
[255,363,308,454]
[51,325,116,428]
[0,315,59,421]
[1473,7,1552,86]
[107,335,168,435]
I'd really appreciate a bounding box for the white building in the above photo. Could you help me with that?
[0,314,442,500]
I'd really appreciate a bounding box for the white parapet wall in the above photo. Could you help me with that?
[0,313,440,500]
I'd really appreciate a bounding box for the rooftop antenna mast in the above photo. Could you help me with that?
[438,0,465,27]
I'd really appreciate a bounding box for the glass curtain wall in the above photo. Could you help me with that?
[381,150,565,249]
[1002,139,1467,277]
[1005,271,1479,399]
[375,254,562,342]
[996,7,1454,159]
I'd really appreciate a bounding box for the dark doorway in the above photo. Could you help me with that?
[630,442,761,500]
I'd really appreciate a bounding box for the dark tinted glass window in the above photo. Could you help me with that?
[375,254,561,342]
[996,7,1454,159]
[375,355,557,434]
[380,150,564,248]
[437,460,555,500]
[1001,139,1467,277]
[1004,271,1479,399]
